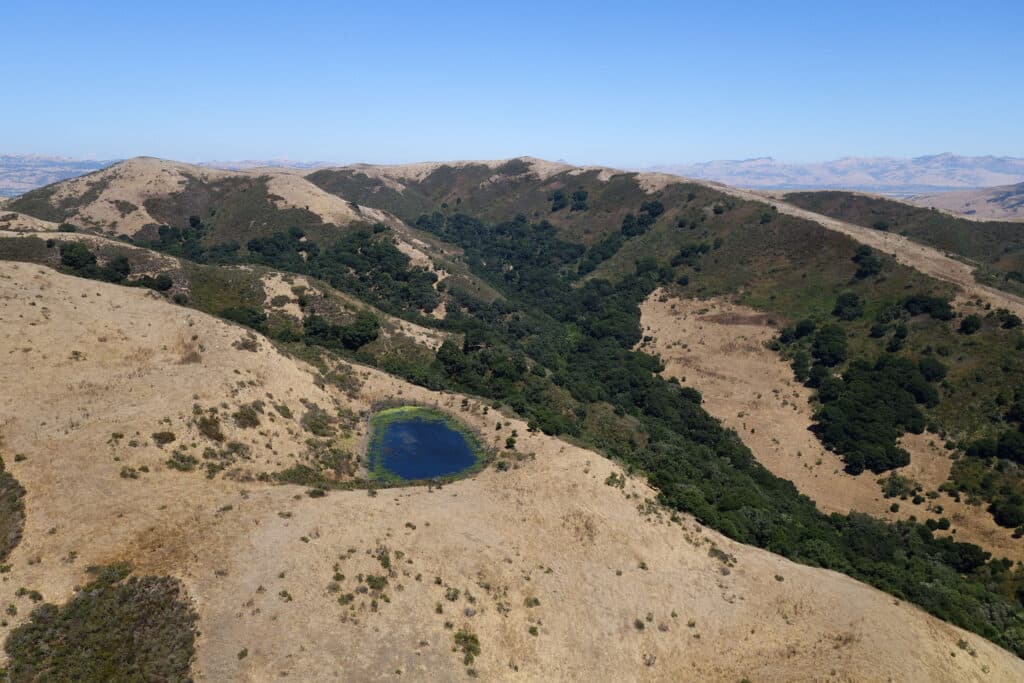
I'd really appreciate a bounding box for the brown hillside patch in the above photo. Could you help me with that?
[639,290,1023,563]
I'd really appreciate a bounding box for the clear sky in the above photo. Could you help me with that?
[2,0,1022,165]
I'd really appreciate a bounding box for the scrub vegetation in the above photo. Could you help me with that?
[3,563,197,681]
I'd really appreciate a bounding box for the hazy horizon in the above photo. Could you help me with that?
[5,151,1024,169]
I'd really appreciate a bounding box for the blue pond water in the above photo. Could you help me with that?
[373,417,477,480]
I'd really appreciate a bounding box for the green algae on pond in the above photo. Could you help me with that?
[367,406,484,482]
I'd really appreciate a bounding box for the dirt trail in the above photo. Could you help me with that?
[716,185,1024,318]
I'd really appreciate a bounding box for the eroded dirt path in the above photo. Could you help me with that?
[639,291,1023,563]
[717,185,1024,318]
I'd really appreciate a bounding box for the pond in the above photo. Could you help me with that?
[368,407,481,481]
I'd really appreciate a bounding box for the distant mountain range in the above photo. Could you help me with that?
[6,153,1024,201]
[650,154,1024,195]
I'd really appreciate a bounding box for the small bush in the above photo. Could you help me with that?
[959,315,982,335]
[166,452,198,472]
[301,405,336,436]
[454,629,481,665]
[232,405,260,429]
[197,414,224,442]
[151,431,176,447]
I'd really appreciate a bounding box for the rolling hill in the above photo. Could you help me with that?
[3,156,1024,679]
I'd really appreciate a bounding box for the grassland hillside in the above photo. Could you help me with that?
[5,157,377,240]
[5,157,1024,675]
[0,229,451,388]
[0,262,1021,681]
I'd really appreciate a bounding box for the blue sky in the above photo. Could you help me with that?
[2,1,1022,165]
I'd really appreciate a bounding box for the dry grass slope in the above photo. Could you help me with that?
[0,262,1020,681]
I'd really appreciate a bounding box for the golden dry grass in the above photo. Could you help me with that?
[0,263,1020,681]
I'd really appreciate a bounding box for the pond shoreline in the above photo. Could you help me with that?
[366,404,489,484]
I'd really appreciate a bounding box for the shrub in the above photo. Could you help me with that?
[640,200,664,218]
[1000,312,1022,329]
[570,189,589,211]
[794,319,816,339]
[852,246,882,279]
[151,431,176,447]
[832,292,864,321]
[303,310,380,350]
[197,414,224,442]
[959,315,982,335]
[301,405,336,436]
[880,473,919,499]
[59,242,97,271]
[903,295,953,321]
[918,357,947,382]
[232,405,260,429]
[166,452,198,471]
[153,273,174,291]
[549,190,567,212]
[453,629,481,665]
